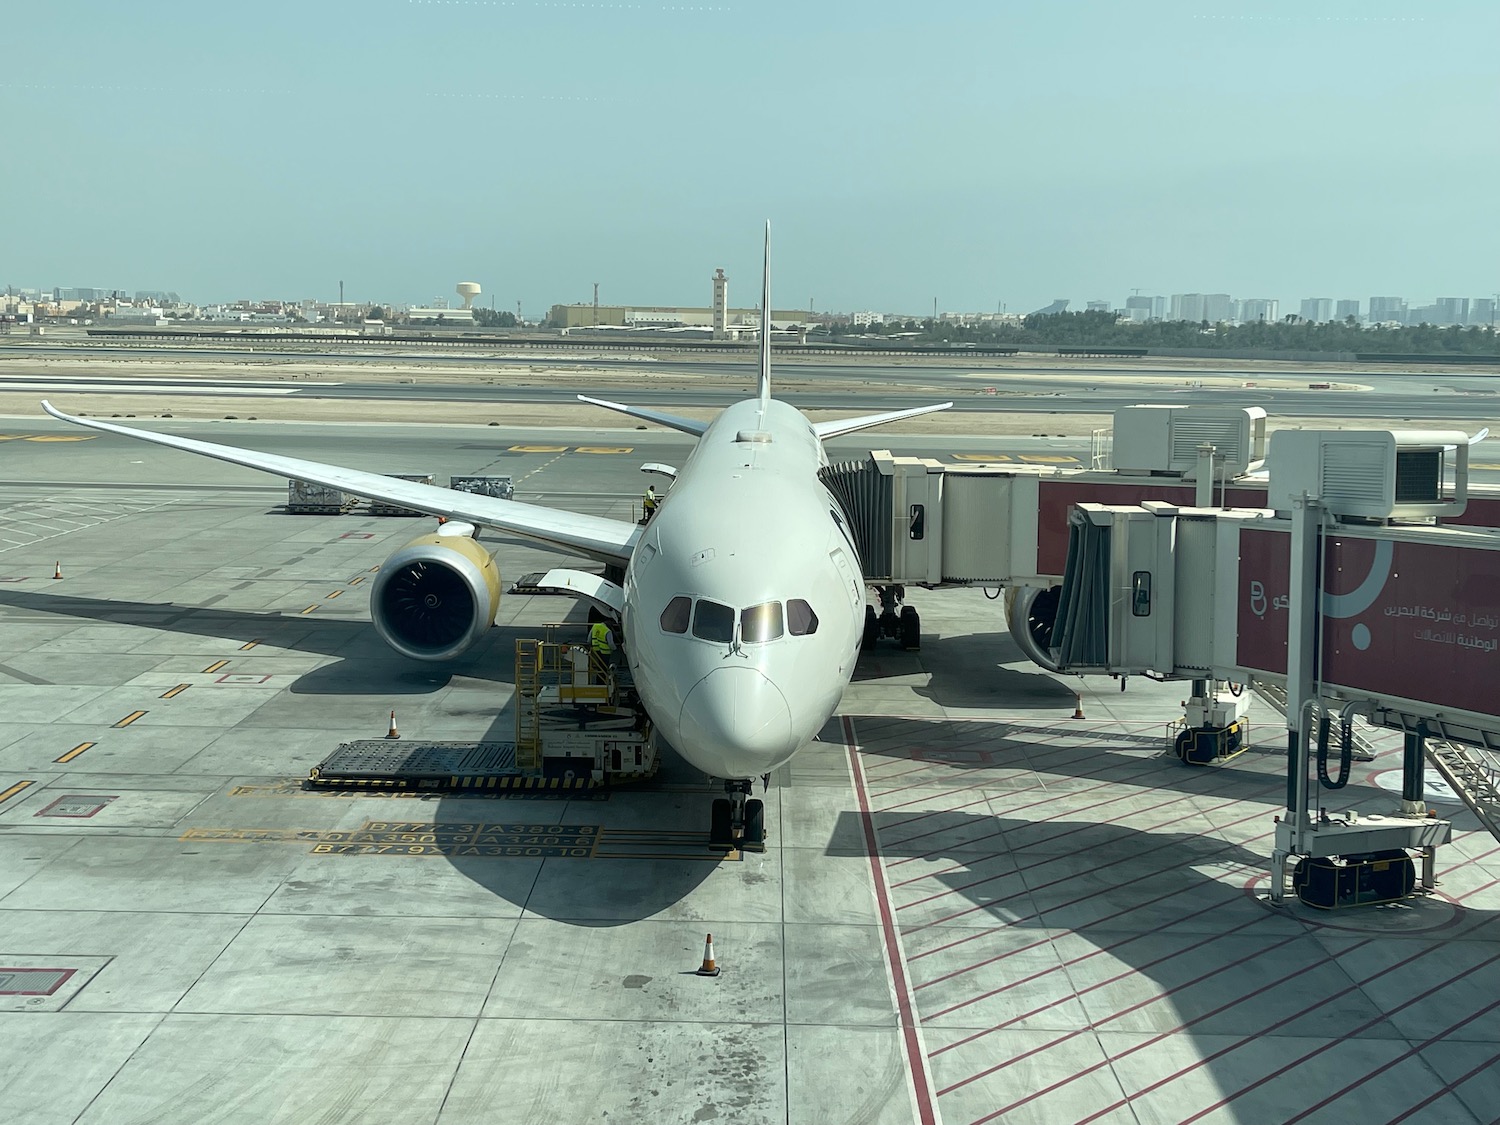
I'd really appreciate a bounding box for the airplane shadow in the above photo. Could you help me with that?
[0,585,725,925]
[0,585,530,692]
[435,732,726,928]
[824,805,1496,1115]
[855,630,1078,710]
[845,712,1295,804]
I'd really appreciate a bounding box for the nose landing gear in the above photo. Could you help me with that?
[709,779,766,853]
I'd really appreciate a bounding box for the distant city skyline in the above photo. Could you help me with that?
[6,280,1499,328]
[4,2,1498,315]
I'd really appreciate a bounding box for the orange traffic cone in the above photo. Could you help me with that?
[52,561,62,580]
[385,710,400,739]
[696,933,721,977]
[1072,693,1086,720]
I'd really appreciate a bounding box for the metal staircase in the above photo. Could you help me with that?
[514,638,543,771]
[1424,739,1500,842]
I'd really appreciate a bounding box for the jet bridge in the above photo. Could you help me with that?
[827,404,1500,664]
[1042,426,1500,907]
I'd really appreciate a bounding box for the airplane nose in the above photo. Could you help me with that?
[678,667,795,773]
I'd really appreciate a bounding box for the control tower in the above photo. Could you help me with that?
[711,269,728,340]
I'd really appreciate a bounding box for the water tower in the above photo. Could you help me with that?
[456,281,481,310]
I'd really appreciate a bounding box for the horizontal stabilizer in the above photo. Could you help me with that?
[40,401,640,564]
[576,395,707,437]
[813,402,953,440]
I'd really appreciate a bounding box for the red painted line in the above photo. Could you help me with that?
[880,769,1116,851]
[946,929,1324,1104]
[906,816,1284,966]
[873,728,1126,798]
[918,873,1247,998]
[887,769,1180,853]
[873,737,1102,807]
[884,763,1231,870]
[1173,946,1500,1125]
[902,806,1275,931]
[867,761,945,788]
[1285,997,1500,1125]
[893,789,1244,899]
[894,789,1211,906]
[843,717,938,1125]
[876,760,1128,842]
[1067,875,1500,1125]
[1382,1045,1500,1125]
[927,906,1268,1022]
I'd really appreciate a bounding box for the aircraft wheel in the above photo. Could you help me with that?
[709,798,735,852]
[899,606,921,651]
[862,605,880,650]
[742,799,767,852]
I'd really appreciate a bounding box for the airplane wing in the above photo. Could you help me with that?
[40,402,640,564]
[576,395,708,437]
[813,402,953,440]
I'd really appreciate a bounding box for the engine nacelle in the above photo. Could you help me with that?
[370,528,500,661]
[1004,584,1062,672]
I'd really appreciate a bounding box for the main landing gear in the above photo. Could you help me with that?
[862,585,920,651]
[709,779,766,853]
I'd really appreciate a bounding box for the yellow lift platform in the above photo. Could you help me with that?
[307,625,657,794]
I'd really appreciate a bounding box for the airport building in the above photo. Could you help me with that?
[548,269,808,337]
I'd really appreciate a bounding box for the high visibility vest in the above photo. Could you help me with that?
[643,490,657,509]
[589,622,614,654]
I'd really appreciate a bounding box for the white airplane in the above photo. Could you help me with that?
[41,225,950,850]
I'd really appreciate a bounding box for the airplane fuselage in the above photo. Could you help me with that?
[622,397,865,779]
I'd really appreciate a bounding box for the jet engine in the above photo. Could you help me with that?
[370,525,500,661]
[1004,584,1062,672]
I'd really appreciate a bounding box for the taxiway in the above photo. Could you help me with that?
[0,422,1497,1124]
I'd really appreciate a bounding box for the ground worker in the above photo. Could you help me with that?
[642,485,658,522]
[589,619,616,681]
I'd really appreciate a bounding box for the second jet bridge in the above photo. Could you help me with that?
[1042,428,1500,905]
[820,450,1042,587]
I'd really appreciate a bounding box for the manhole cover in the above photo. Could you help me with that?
[0,968,75,996]
[34,794,117,819]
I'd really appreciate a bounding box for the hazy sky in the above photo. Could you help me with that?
[4,1,1497,316]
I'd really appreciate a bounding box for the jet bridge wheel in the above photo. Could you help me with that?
[862,605,880,650]
[899,605,921,651]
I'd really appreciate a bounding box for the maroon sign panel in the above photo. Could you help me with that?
[1035,481,1500,580]
[1035,480,1266,576]
[1236,528,1500,718]
[1236,527,1291,676]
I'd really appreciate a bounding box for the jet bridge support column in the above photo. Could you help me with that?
[1268,489,1451,907]
[1270,494,1322,904]
[1402,730,1426,816]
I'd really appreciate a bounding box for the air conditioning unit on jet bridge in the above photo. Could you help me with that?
[1268,429,1471,521]
[1110,405,1266,478]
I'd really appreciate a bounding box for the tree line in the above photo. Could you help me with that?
[820,310,1500,355]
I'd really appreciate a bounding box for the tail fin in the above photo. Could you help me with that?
[758,221,772,408]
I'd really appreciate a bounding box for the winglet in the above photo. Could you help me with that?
[758,221,772,408]
[576,394,707,437]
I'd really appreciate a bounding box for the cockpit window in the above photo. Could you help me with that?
[740,601,784,642]
[659,596,691,634]
[692,599,735,642]
[787,599,819,636]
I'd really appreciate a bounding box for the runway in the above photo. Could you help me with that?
[6,341,1500,424]
[1,421,1498,1124]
